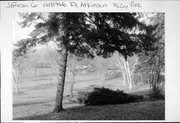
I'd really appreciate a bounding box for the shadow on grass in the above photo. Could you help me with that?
[15,100,165,120]
[13,98,55,107]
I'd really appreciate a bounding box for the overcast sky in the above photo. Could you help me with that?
[12,13,34,44]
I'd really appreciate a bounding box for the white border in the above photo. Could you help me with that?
[1,0,180,122]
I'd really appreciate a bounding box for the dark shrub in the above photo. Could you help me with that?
[77,87,143,105]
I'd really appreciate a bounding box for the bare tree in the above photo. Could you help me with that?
[67,54,82,97]
[12,53,27,94]
[113,51,139,91]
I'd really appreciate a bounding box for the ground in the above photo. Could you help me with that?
[16,100,165,120]
[13,70,164,120]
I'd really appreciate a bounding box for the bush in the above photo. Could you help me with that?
[77,87,143,105]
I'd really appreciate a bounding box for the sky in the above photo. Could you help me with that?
[12,13,34,44]
[12,13,51,50]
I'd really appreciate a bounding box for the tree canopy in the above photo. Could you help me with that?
[15,13,151,59]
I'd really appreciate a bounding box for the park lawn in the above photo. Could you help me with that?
[13,71,163,120]
[16,100,165,120]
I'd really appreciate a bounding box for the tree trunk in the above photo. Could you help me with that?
[151,64,161,94]
[70,74,75,97]
[15,78,20,94]
[53,46,68,113]
[131,73,134,85]
[125,60,132,91]
[20,75,23,89]
[150,66,155,91]
[13,72,20,94]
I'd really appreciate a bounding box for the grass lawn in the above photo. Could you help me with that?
[16,100,165,120]
[13,71,164,120]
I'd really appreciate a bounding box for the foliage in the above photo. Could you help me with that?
[77,87,143,105]
[136,13,165,98]
[15,13,149,59]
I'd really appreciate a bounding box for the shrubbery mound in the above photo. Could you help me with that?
[77,87,143,105]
